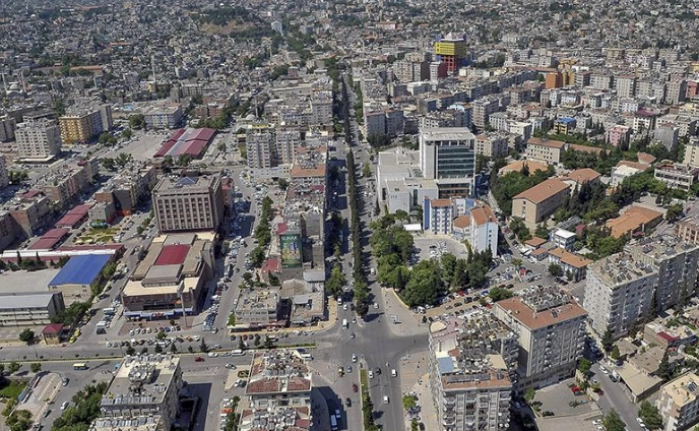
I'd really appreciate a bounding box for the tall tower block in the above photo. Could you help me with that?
[434,33,468,73]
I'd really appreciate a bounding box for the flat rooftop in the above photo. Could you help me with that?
[101,356,180,407]
[246,350,312,396]
[0,269,60,294]
[589,252,658,286]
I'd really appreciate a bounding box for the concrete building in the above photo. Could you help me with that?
[419,128,477,197]
[0,155,8,189]
[424,198,454,234]
[676,217,699,245]
[511,179,570,230]
[657,372,699,431]
[452,201,499,257]
[626,236,699,313]
[429,312,516,431]
[100,356,183,431]
[684,137,699,169]
[654,163,699,191]
[59,105,113,144]
[584,252,658,339]
[616,75,637,99]
[607,125,633,148]
[0,115,16,142]
[494,286,587,389]
[152,174,223,233]
[233,289,282,329]
[526,137,566,165]
[143,104,183,129]
[475,133,509,159]
[547,248,593,282]
[611,160,651,187]
[15,118,62,161]
[240,350,313,431]
[0,292,65,327]
[122,233,214,318]
[550,228,576,250]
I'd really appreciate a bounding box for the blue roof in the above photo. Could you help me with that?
[556,117,576,124]
[437,357,455,374]
[49,255,111,286]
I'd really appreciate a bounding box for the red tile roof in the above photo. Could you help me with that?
[42,323,64,334]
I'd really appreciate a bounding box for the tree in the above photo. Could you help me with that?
[401,260,444,306]
[19,329,34,344]
[29,363,41,373]
[188,345,195,353]
[548,264,564,277]
[121,128,133,140]
[666,203,684,222]
[200,338,209,353]
[126,345,136,355]
[251,247,266,268]
[638,400,663,430]
[254,334,261,347]
[535,224,549,239]
[509,218,532,241]
[601,328,614,352]
[238,338,246,351]
[154,344,163,353]
[170,343,178,354]
[326,265,346,297]
[611,345,621,360]
[603,409,626,431]
[8,362,20,374]
[577,358,591,376]
[657,349,673,381]
[523,388,536,403]
[264,335,274,349]
[362,162,372,179]
[0,363,4,376]
[277,178,289,190]
[115,152,133,169]
[128,114,146,130]
[489,287,514,302]
[101,157,116,171]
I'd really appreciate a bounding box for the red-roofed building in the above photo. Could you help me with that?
[42,323,64,345]
[56,204,92,228]
[153,128,216,159]
[154,244,191,266]
[29,228,70,250]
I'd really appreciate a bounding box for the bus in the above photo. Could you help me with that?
[330,415,338,431]
[73,363,88,370]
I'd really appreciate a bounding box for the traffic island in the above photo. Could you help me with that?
[359,369,380,431]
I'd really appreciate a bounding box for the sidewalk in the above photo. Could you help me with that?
[404,372,439,431]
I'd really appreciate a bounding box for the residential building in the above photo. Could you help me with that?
[654,163,699,191]
[684,137,699,169]
[657,372,699,431]
[233,289,282,329]
[429,312,516,431]
[240,350,313,431]
[626,236,699,313]
[122,233,214,317]
[511,179,570,230]
[499,160,549,176]
[0,292,65,327]
[152,174,223,233]
[553,117,576,135]
[526,137,566,164]
[100,356,183,431]
[0,115,16,142]
[58,105,113,144]
[560,168,601,193]
[494,286,587,389]
[452,202,499,257]
[143,104,183,129]
[475,133,509,159]
[550,228,576,250]
[616,75,637,98]
[607,125,632,147]
[0,155,8,189]
[644,317,697,351]
[419,127,477,197]
[611,160,651,186]
[676,217,699,245]
[547,248,593,281]
[656,124,680,151]
[15,118,62,161]
[584,252,658,339]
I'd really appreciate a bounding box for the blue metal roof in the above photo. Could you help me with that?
[49,255,111,286]
[437,357,455,374]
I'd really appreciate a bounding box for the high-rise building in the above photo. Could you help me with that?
[657,372,699,431]
[58,105,113,144]
[152,174,224,233]
[494,286,587,389]
[434,33,468,73]
[246,125,276,169]
[429,312,516,431]
[15,118,62,161]
[584,252,658,339]
[97,356,183,431]
[275,129,301,165]
[626,236,699,312]
[0,155,8,189]
[419,127,476,197]
[0,115,16,142]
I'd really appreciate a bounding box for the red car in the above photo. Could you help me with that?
[195,357,205,362]
[352,384,358,393]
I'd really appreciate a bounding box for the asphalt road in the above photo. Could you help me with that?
[591,363,644,431]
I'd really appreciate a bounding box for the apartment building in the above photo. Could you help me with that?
[654,163,699,191]
[494,286,587,389]
[472,98,500,128]
[676,217,699,245]
[36,158,99,210]
[240,350,313,431]
[58,105,113,144]
[15,118,62,161]
[143,104,183,129]
[511,179,570,230]
[657,372,699,431]
[3,191,53,237]
[429,312,516,431]
[452,203,499,257]
[0,115,16,142]
[425,199,454,234]
[475,133,509,159]
[626,236,699,313]
[615,75,637,99]
[0,155,8,189]
[309,90,333,125]
[152,174,223,233]
[275,129,301,165]
[234,289,282,329]
[526,137,566,164]
[419,127,477,197]
[584,253,658,339]
[100,356,183,431]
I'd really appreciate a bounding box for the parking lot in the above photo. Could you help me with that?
[413,237,469,263]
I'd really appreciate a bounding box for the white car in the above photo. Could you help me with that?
[599,366,609,374]
[207,352,219,358]
[368,370,374,379]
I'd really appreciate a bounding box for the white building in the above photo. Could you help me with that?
[425,198,454,234]
[550,229,576,250]
[584,252,658,339]
[429,313,516,431]
[143,104,183,129]
[494,286,587,390]
[419,127,477,197]
[657,372,699,431]
[15,118,63,162]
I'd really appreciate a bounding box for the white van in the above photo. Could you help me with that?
[342,319,349,328]
[231,349,246,356]
[391,369,397,377]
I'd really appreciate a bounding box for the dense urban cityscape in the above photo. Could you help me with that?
[4,1,699,431]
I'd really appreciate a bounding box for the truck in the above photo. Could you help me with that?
[342,319,349,328]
